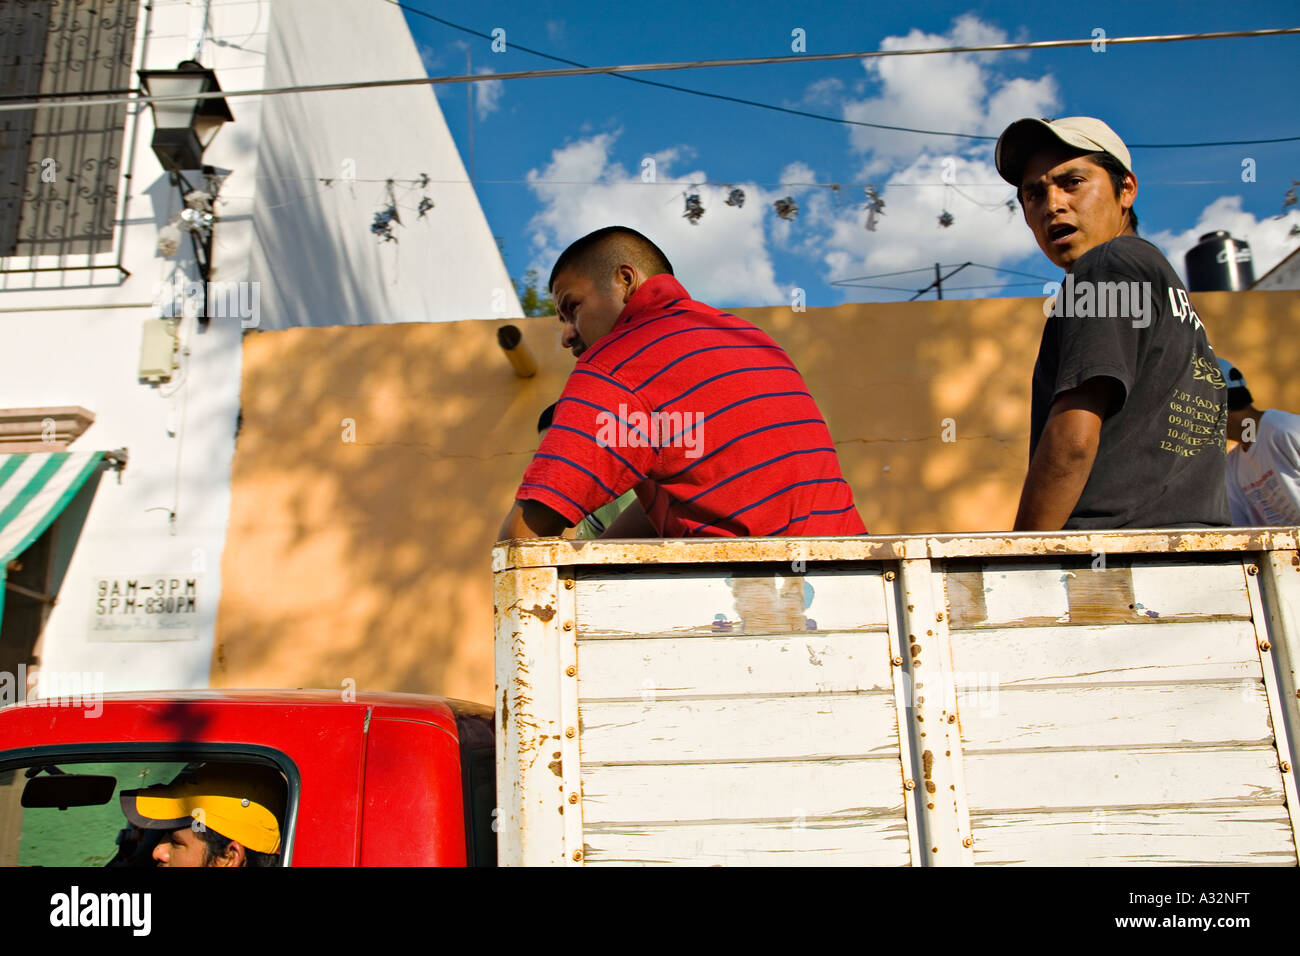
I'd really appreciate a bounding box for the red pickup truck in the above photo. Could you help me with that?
[0,690,496,867]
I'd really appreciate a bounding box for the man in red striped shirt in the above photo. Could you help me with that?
[498,226,865,539]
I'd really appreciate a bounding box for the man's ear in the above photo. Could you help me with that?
[215,841,246,867]
[1120,172,1137,216]
[616,264,640,303]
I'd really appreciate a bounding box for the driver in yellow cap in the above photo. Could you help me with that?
[119,763,285,867]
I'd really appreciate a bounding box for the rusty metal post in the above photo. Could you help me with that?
[1252,549,1300,853]
[894,558,973,865]
[493,556,568,865]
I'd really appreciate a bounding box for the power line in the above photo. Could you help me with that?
[1,24,1297,150]
[392,6,1300,148]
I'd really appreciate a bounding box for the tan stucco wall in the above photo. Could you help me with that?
[213,290,1300,703]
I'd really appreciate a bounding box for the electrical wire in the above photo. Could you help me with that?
[2,22,1297,150]
[391,5,1300,148]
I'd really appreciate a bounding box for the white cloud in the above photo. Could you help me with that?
[1147,196,1300,285]
[838,14,1059,173]
[799,77,844,107]
[545,20,565,44]
[474,67,504,120]
[525,133,785,306]
[815,154,1044,301]
[416,42,441,73]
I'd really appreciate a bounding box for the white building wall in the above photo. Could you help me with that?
[0,0,517,695]
[248,0,524,327]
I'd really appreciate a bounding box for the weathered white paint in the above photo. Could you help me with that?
[582,816,911,867]
[576,565,888,638]
[1128,559,1254,620]
[580,758,903,824]
[958,682,1274,751]
[1260,550,1300,777]
[971,807,1296,866]
[963,746,1284,811]
[1241,559,1300,852]
[493,564,568,866]
[579,694,899,764]
[981,564,1071,624]
[949,621,1261,686]
[897,558,972,865]
[494,532,1300,865]
[576,631,895,699]
[494,529,1299,574]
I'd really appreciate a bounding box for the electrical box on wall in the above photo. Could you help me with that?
[139,318,179,383]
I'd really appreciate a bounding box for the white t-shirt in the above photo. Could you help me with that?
[1226,409,1300,525]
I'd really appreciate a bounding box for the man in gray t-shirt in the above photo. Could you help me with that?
[996,115,1230,530]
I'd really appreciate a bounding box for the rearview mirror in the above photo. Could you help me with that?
[21,775,117,810]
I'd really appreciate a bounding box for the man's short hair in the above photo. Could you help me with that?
[1014,149,1139,234]
[548,226,673,291]
[198,825,280,867]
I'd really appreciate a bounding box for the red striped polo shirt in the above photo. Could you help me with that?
[517,274,866,537]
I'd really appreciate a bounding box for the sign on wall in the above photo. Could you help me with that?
[88,575,202,642]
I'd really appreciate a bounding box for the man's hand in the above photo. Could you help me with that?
[498,499,571,541]
[1013,377,1119,531]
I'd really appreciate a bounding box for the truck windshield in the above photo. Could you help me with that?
[0,758,288,868]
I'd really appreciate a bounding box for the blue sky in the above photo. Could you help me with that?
[404,1,1299,307]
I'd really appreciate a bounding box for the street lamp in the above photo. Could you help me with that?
[138,61,234,328]
[137,60,233,172]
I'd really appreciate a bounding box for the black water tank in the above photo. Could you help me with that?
[1184,230,1255,291]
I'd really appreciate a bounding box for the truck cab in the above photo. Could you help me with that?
[0,690,496,867]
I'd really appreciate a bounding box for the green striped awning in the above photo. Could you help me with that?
[0,451,107,621]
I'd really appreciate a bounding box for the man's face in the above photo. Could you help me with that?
[152,825,209,867]
[1019,146,1136,271]
[152,825,244,867]
[551,267,634,360]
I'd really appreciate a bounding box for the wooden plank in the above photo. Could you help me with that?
[579,694,899,763]
[576,631,895,700]
[582,816,911,866]
[576,565,887,638]
[1129,558,1252,621]
[581,758,904,825]
[963,746,1285,812]
[957,682,1274,751]
[970,806,1296,866]
[945,557,1251,629]
[948,620,1261,686]
[945,562,1070,629]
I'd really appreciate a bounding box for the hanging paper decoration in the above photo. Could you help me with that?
[683,193,705,224]
[773,196,799,221]
[937,210,955,228]
[864,185,885,232]
[725,187,746,208]
[371,206,399,241]
[371,179,402,242]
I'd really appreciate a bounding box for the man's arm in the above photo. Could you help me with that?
[599,496,658,538]
[498,499,572,541]
[1014,378,1118,531]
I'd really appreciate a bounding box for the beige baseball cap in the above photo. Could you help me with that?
[995,116,1133,187]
